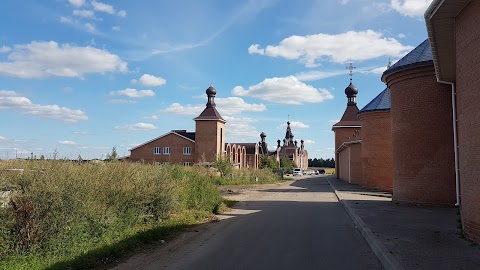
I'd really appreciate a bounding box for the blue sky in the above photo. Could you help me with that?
[0,0,433,160]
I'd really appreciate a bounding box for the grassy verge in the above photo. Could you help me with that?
[0,160,221,270]
[211,168,282,185]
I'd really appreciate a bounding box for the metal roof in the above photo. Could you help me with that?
[381,39,433,82]
[358,88,390,115]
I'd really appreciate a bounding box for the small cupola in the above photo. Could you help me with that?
[206,84,217,108]
[345,82,358,106]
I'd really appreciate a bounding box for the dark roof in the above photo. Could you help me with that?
[173,130,196,141]
[382,39,433,81]
[345,82,358,97]
[193,107,226,122]
[332,105,361,128]
[358,88,391,115]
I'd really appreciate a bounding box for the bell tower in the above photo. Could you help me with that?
[194,84,226,163]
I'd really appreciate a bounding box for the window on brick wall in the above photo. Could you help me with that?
[154,147,161,155]
[183,147,192,155]
[163,147,170,155]
[183,162,191,166]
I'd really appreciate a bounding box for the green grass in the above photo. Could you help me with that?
[0,160,221,270]
[211,168,282,185]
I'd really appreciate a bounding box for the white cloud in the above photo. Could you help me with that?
[232,76,334,105]
[223,116,260,141]
[248,44,265,55]
[304,139,315,144]
[114,123,158,131]
[339,0,349,5]
[391,0,433,17]
[73,9,95,18]
[134,74,166,87]
[91,0,114,14]
[0,91,88,123]
[163,97,265,116]
[110,88,155,98]
[143,115,158,120]
[59,140,77,145]
[398,33,406,38]
[0,46,11,53]
[249,30,413,67]
[84,23,96,33]
[68,0,85,7]
[216,97,266,115]
[163,103,205,116]
[0,41,127,79]
[328,119,340,123]
[0,136,7,141]
[295,70,347,81]
[117,10,127,17]
[369,66,389,74]
[108,99,138,104]
[112,26,120,31]
[278,121,309,129]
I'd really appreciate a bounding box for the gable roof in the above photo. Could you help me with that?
[332,105,361,129]
[193,107,226,122]
[129,130,195,151]
[358,88,391,115]
[381,39,433,82]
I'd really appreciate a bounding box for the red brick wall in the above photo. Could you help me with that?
[359,111,393,192]
[129,133,195,164]
[385,65,455,205]
[195,120,225,163]
[349,143,363,185]
[334,127,361,178]
[337,142,362,184]
[338,148,350,181]
[456,0,480,242]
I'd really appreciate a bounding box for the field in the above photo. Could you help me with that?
[0,160,279,270]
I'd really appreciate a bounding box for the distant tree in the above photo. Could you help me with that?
[280,156,296,174]
[105,147,118,161]
[39,155,45,160]
[77,154,84,162]
[213,154,233,178]
[260,156,278,170]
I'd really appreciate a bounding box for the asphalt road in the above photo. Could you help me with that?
[113,176,382,270]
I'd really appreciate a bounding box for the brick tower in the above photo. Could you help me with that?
[382,39,455,205]
[358,88,393,192]
[194,84,226,163]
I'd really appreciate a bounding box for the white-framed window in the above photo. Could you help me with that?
[154,147,161,155]
[183,147,192,155]
[163,147,170,155]
[183,162,191,166]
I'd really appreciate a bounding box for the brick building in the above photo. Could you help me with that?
[129,85,309,170]
[425,0,480,242]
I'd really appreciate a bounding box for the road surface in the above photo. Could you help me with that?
[112,176,382,270]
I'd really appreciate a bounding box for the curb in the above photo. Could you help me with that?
[325,177,404,270]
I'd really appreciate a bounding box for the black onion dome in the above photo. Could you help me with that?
[345,82,358,97]
[260,131,266,138]
[206,84,217,96]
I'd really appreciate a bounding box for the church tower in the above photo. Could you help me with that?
[194,84,226,163]
[332,63,362,179]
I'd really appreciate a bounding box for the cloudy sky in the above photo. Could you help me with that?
[0,0,433,160]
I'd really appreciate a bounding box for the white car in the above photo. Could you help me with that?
[293,168,303,176]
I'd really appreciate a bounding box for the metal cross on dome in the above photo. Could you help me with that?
[346,63,356,82]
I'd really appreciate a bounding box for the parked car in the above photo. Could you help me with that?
[293,168,303,176]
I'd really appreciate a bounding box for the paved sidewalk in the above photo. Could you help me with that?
[326,176,480,270]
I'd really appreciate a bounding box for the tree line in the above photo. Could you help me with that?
[308,158,335,168]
